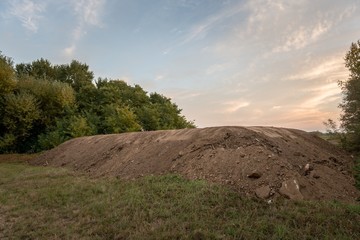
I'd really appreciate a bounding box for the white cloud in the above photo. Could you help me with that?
[8,0,45,33]
[205,63,231,75]
[180,2,244,45]
[63,0,105,57]
[74,0,104,27]
[63,45,76,57]
[300,82,341,109]
[285,56,348,81]
[223,100,250,113]
[163,88,202,101]
[272,21,332,53]
[155,75,165,81]
[172,0,359,130]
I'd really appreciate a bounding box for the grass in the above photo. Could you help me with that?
[355,156,360,190]
[0,160,359,239]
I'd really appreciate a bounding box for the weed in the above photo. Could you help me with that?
[0,162,359,239]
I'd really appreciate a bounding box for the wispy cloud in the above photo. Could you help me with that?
[63,0,105,57]
[223,100,250,113]
[285,56,347,82]
[180,2,244,45]
[300,82,341,109]
[155,74,165,81]
[272,21,332,53]
[208,0,357,59]
[8,0,45,33]
[205,63,231,75]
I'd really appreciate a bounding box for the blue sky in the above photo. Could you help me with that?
[1,0,359,131]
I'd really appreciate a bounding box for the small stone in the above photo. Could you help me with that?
[279,179,304,200]
[255,185,271,199]
[311,172,320,179]
[294,152,301,156]
[303,163,314,175]
[247,172,262,179]
[270,189,276,196]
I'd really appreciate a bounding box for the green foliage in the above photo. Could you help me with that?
[0,162,359,239]
[102,104,141,133]
[0,52,16,95]
[2,92,40,136]
[0,134,16,153]
[16,58,55,79]
[150,93,195,129]
[17,77,76,127]
[37,130,67,151]
[65,115,96,138]
[339,40,360,152]
[0,52,195,152]
[37,114,96,150]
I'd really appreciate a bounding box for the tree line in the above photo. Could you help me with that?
[0,53,195,153]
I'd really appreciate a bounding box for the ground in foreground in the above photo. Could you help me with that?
[33,126,359,202]
[1,161,359,240]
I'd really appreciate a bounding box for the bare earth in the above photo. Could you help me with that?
[32,126,360,202]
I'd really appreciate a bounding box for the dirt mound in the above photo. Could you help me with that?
[32,126,360,202]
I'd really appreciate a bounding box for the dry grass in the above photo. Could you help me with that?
[0,153,38,163]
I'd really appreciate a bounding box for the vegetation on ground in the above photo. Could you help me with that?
[0,52,195,153]
[0,161,359,240]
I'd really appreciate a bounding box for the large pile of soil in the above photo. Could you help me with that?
[33,126,359,202]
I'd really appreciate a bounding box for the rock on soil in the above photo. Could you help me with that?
[32,126,360,202]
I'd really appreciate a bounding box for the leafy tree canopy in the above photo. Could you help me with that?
[0,53,195,153]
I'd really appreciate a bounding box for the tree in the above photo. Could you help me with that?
[150,93,195,129]
[16,58,55,79]
[0,52,16,95]
[1,53,196,152]
[339,40,360,151]
[57,60,94,92]
[17,76,76,127]
[0,92,41,152]
[102,104,141,134]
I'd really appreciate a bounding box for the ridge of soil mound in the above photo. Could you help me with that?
[32,126,360,202]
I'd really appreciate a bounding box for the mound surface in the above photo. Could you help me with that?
[33,126,359,202]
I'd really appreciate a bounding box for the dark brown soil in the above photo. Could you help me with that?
[32,126,360,202]
[0,154,38,163]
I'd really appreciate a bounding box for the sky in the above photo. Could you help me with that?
[1,0,359,131]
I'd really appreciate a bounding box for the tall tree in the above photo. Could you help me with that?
[16,58,55,79]
[339,40,360,151]
[0,52,16,95]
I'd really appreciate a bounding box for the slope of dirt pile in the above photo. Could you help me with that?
[32,126,360,202]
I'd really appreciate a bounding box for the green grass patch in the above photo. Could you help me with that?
[0,162,359,240]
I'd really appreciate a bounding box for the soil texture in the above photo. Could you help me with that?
[32,126,360,202]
